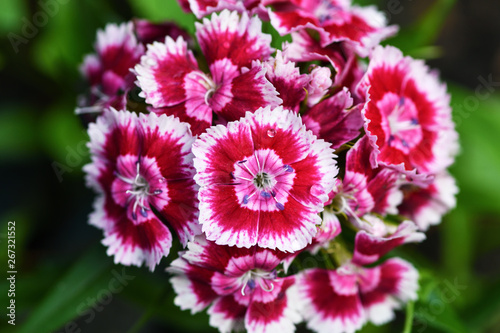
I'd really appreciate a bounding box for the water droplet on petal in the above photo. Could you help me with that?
[310,184,325,196]
[267,129,276,138]
[276,202,285,211]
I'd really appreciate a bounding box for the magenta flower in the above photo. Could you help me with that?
[358,46,459,179]
[192,106,337,252]
[331,136,403,230]
[83,109,200,270]
[135,10,280,135]
[299,221,423,332]
[398,171,458,231]
[351,220,426,266]
[259,50,311,112]
[302,88,364,149]
[299,257,418,333]
[169,236,301,333]
[266,0,397,56]
[285,30,365,96]
[77,22,144,115]
[181,0,269,19]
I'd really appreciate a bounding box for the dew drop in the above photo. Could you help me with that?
[310,184,324,196]
[267,129,276,138]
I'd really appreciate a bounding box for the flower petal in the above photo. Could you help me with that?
[352,221,426,266]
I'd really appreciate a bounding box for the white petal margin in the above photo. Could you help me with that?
[168,258,215,314]
[364,258,419,326]
[245,279,302,333]
[102,227,172,272]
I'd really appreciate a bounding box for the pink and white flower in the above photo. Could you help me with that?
[302,88,363,149]
[192,106,337,252]
[179,0,269,19]
[259,50,310,112]
[331,136,403,227]
[352,220,426,266]
[267,0,397,56]
[83,109,200,270]
[299,257,418,333]
[77,22,144,116]
[285,30,365,97]
[169,236,301,333]
[135,10,279,135]
[358,46,459,179]
[398,171,458,231]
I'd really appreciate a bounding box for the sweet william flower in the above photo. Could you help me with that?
[299,220,423,333]
[77,22,144,116]
[168,236,301,333]
[299,258,419,333]
[135,10,280,135]
[192,106,337,252]
[398,171,458,231]
[83,109,200,270]
[266,0,397,56]
[358,45,459,180]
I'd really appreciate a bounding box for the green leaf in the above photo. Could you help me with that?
[387,0,457,55]
[413,273,468,333]
[19,245,112,333]
[0,106,39,160]
[448,84,500,214]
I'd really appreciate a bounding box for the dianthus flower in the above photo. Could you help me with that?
[135,10,279,135]
[77,22,144,116]
[358,45,459,180]
[266,0,397,56]
[299,221,424,332]
[84,109,200,270]
[192,106,337,252]
[169,236,301,333]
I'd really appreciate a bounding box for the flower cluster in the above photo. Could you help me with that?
[79,1,459,332]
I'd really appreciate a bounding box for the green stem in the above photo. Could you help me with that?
[403,300,415,333]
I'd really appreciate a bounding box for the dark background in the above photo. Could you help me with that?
[1,0,499,332]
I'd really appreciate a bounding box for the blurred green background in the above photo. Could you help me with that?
[0,0,499,332]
